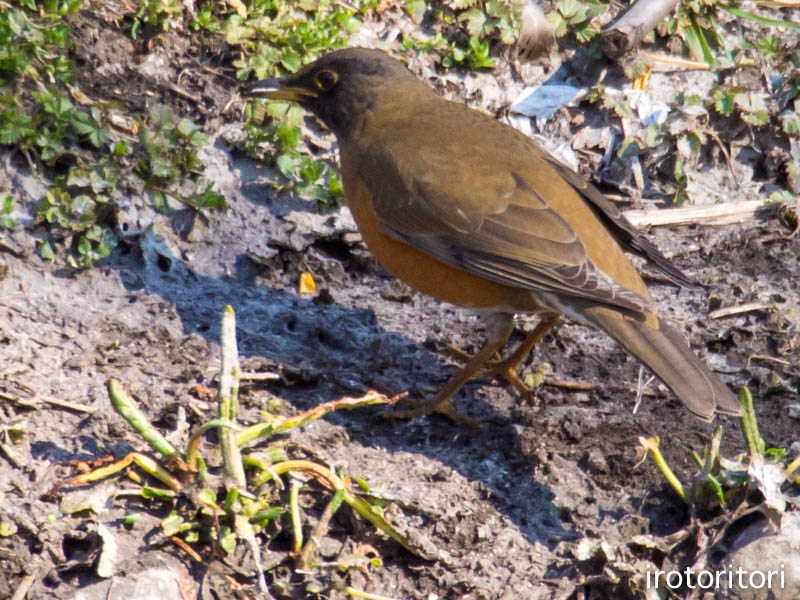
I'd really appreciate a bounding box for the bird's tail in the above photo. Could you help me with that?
[586,307,742,421]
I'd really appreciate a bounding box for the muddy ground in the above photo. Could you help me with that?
[1,7,799,600]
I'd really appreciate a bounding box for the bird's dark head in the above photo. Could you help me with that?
[243,48,423,138]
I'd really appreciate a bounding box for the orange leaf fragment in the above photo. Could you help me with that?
[299,271,316,295]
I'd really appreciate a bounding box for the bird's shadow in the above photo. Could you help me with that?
[110,199,573,551]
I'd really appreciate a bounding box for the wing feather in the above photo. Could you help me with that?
[357,142,651,314]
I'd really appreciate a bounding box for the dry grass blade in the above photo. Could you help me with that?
[237,391,393,446]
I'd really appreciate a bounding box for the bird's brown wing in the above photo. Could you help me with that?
[540,155,696,289]
[352,118,652,315]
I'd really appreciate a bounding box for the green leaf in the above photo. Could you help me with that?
[84,226,116,258]
[149,104,175,129]
[782,112,800,137]
[176,118,199,137]
[0,520,18,537]
[161,513,185,536]
[197,488,218,508]
[327,170,344,199]
[275,123,301,152]
[741,111,769,126]
[280,47,302,73]
[188,130,207,147]
[112,140,129,156]
[765,447,788,462]
[264,100,288,120]
[770,189,796,204]
[734,92,767,113]
[405,0,426,22]
[66,167,90,188]
[684,14,714,67]
[467,37,494,69]
[218,525,236,554]
[462,8,487,37]
[256,506,283,524]
[589,4,606,21]
[88,168,113,193]
[71,117,95,136]
[574,22,596,43]
[298,156,324,184]
[185,185,227,211]
[706,473,726,507]
[557,0,583,21]
[486,1,511,20]
[677,132,703,158]
[711,87,736,116]
[719,4,800,33]
[39,241,54,261]
[757,35,781,60]
[276,153,296,179]
[685,94,704,107]
[88,126,109,147]
[77,235,91,256]
[140,486,174,499]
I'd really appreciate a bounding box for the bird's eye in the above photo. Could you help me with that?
[313,69,338,91]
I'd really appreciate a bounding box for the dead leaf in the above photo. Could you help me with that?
[299,271,316,295]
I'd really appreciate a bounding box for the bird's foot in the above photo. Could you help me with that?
[445,345,537,401]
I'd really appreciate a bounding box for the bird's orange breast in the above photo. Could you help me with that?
[344,175,541,312]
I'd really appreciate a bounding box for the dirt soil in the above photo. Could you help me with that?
[1,8,799,600]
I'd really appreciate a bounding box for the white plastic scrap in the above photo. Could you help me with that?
[510,83,584,121]
[623,89,670,127]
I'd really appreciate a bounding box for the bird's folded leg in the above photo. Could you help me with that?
[447,313,560,400]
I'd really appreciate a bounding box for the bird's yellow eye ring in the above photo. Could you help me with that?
[313,69,339,91]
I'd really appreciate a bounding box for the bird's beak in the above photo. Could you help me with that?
[242,78,318,102]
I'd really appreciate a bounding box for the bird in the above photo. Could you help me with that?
[243,48,742,423]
